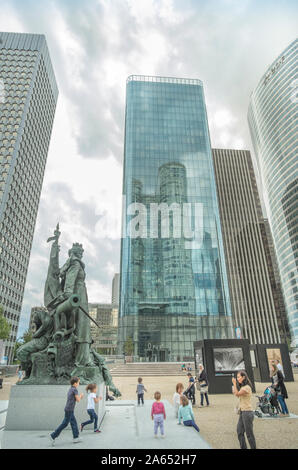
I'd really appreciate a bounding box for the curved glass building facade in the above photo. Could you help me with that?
[119,75,233,361]
[248,39,298,346]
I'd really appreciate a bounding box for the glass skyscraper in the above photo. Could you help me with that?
[0,32,58,362]
[119,75,233,361]
[248,39,297,347]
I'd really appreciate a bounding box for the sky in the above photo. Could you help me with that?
[0,0,297,337]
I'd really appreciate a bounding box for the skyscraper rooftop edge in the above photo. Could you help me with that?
[0,31,45,48]
[212,148,250,153]
[126,74,203,86]
[249,37,297,97]
[0,31,58,99]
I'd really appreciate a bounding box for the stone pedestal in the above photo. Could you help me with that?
[5,383,106,431]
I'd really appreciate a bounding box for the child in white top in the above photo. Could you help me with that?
[81,383,102,433]
[173,383,184,418]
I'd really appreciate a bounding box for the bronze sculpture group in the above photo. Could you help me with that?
[17,224,121,397]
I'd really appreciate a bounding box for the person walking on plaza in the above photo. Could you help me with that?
[136,377,147,405]
[173,383,184,418]
[178,395,200,432]
[185,372,196,405]
[50,376,83,445]
[197,364,209,407]
[151,391,166,438]
[271,363,289,416]
[232,370,256,450]
[17,366,23,382]
[80,383,102,433]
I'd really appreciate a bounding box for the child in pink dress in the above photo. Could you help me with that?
[151,391,166,438]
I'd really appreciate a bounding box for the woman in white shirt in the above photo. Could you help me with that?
[80,383,102,433]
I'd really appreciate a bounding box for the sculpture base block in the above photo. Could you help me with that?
[17,365,104,385]
[5,383,106,431]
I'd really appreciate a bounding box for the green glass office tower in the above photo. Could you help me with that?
[0,33,58,363]
[119,75,233,361]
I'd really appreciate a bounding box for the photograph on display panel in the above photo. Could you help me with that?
[250,349,257,368]
[213,347,245,372]
[266,348,283,373]
[195,348,203,370]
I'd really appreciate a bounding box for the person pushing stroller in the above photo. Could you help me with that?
[255,386,280,417]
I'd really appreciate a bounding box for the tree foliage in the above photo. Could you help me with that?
[22,329,33,344]
[124,336,134,356]
[13,328,33,363]
[0,305,11,341]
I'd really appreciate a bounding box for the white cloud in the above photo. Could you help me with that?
[212,109,236,129]
[87,279,112,303]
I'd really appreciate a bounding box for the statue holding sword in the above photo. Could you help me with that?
[17,224,121,396]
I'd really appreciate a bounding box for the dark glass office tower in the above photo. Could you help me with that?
[0,33,58,363]
[119,76,233,361]
[212,148,290,345]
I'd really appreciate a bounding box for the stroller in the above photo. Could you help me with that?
[255,386,281,418]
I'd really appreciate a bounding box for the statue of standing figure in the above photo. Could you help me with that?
[58,242,93,368]
[17,224,121,397]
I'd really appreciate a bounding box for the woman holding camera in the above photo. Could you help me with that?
[232,370,256,449]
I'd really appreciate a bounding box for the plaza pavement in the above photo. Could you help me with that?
[1,371,298,449]
[1,399,210,449]
[112,373,298,449]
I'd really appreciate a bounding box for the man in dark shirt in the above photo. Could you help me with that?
[184,373,196,405]
[50,376,84,445]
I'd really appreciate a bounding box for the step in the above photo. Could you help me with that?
[109,362,195,377]
[111,373,188,376]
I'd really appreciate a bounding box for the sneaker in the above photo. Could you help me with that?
[94,429,101,433]
[49,435,55,446]
[161,435,165,438]
[73,437,82,444]
[154,435,158,438]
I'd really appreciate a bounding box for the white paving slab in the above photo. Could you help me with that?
[0,400,8,450]
[0,400,8,412]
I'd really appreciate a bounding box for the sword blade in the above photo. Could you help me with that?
[79,306,101,330]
